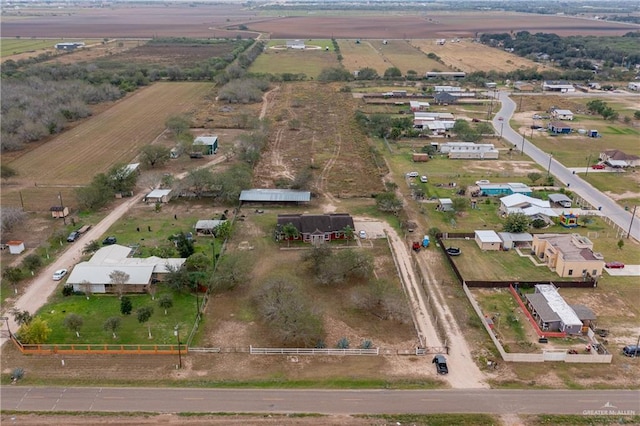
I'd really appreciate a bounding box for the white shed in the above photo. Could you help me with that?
[7,240,25,255]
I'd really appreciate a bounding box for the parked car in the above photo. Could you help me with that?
[446,247,461,256]
[406,171,419,178]
[67,231,80,242]
[475,180,490,185]
[497,116,504,121]
[432,355,448,374]
[420,175,428,183]
[102,236,117,245]
[591,164,606,170]
[622,345,640,357]
[52,269,68,281]
[359,230,367,239]
[605,261,625,269]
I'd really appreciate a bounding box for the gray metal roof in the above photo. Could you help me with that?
[67,264,154,285]
[570,304,597,321]
[195,220,226,230]
[525,293,561,324]
[239,189,311,202]
[548,193,572,203]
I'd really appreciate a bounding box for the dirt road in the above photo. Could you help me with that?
[0,154,228,347]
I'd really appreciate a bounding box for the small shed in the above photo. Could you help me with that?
[195,219,226,236]
[437,198,454,212]
[412,153,430,162]
[570,304,597,332]
[144,189,172,204]
[7,240,25,255]
[588,130,599,138]
[474,230,502,251]
[498,232,533,250]
[193,136,218,155]
[548,122,572,134]
[50,206,69,219]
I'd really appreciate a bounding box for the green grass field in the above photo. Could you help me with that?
[248,46,340,78]
[0,38,100,57]
[34,288,198,344]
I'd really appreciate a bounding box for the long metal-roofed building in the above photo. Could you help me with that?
[239,189,311,204]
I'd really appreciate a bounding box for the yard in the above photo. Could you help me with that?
[373,39,449,75]
[248,47,340,79]
[337,39,394,75]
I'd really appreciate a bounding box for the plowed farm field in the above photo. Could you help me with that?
[411,39,554,74]
[2,82,213,211]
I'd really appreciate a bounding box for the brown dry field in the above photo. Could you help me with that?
[2,6,637,39]
[373,39,449,75]
[99,41,240,67]
[253,82,385,198]
[411,39,556,74]
[1,82,214,212]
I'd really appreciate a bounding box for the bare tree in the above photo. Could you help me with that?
[109,270,130,299]
[138,171,164,191]
[64,313,83,338]
[1,206,27,233]
[103,317,121,339]
[79,280,92,299]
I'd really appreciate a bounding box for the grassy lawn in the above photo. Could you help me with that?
[248,47,339,78]
[0,38,101,57]
[35,287,198,345]
[583,171,640,204]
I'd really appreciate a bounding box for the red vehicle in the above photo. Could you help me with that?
[591,164,606,170]
[605,261,625,269]
[412,242,421,252]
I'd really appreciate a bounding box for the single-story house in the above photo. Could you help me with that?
[414,112,455,120]
[548,193,572,208]
[600,150,640,168]
[55,42,85,50]
[479,182,532,197]
[409,101,431,111]
[7,240,25,255]
[475,230,502,251]
[551,109,574,121]
[144,189,172,204]
[239,189,311,204]
[192,136,218,155]
[548,122,572,134]
[524,284,584,334]
[531,234,604,278]
[286,40,305,49]
[500,194,558,220]
[195,219,227,236]
[514,81,535,91]
[543,81,575,93]
[66,244,186,294]
[276,213,355,245]
[50,206,69,219]
[433,92,458,105]
[484,82,497,89]
[437,198,454,212]
[498,232,533,250]
[439,142,499,160]
[124,163,141,176]
[433,85,462,93]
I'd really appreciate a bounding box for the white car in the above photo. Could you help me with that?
[420,175,428,183]
[52,269,68,281]
[475,180,490,185]
[406,172,419,178]
[359,230,367,239]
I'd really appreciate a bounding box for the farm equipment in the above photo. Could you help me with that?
[412,242,421,252]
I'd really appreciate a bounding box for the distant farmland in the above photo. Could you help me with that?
[3,82,212,211]
[248,47,340,78]
[411,39,554,73]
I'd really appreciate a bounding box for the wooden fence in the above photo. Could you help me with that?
[10,335,184,355]
[249,346,379,355]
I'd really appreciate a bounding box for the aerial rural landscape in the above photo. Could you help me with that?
[0,0,639,425]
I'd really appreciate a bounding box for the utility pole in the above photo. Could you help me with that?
[547,154,553,177]
[521,132,526,155]
[585,154,592,177]
[174,325,182,369]
[58,191,66,225]
[627,205,637,239]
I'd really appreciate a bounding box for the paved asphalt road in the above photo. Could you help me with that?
[492,91,640,241]
[2,387,639,415]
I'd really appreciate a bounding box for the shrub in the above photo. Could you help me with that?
[336,337,350,349]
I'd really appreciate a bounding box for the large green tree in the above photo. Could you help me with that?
[503,213,530,233]
[140,145,171,168]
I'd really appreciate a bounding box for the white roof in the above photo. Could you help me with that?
[548,193,572,203]
[475,230,501,243]
[124,163,140,174]
[554,109,573,115]
[67,264,155,285]
[517,206,558,218]
[439,198,453,204]
[607,159,628,167]
[194,135,218,145]
[146,189,172,198]
[536,284,583,327]
[67,244,186,284]
[501,193,550,208]
[195,219,226,230]
[410,101,430,107]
